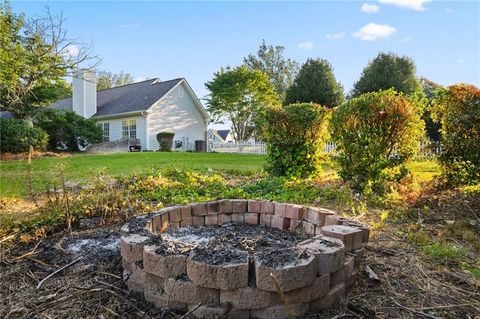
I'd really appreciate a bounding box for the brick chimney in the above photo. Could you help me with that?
[72,69,97,118]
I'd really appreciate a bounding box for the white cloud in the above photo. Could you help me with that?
[326,32,346,40]
[62,44,79,57]
[352,23,397,41]
[297,42,314,51]
[361,3,380,13]
[378,0,431,11]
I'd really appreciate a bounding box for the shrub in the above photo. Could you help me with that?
[331,89,424,193]
[156,132,175,151]
[262,103,331,178]
[37,109,102,152]
[432,85,480,185]
[0,119,48,153]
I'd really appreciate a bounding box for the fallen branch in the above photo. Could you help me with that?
[365,265,380,283]
[179,303,202,319]
[36,256,84,289]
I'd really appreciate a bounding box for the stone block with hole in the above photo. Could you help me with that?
[164,278,219,305]
[321,225,363,251]
[143,245,187,278]
[310,282,345,311]
[220,287,279,309]
[254,248,316,292]
[297,236,345,274]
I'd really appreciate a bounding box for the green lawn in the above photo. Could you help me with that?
[0,152,265,198]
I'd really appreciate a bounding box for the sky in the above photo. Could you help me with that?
[11,0,480,124]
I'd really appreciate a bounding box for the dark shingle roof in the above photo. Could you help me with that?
[49,78,183,117]
[216,130,230,140]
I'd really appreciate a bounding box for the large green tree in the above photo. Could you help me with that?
[351,52,421,97]
[205,66,279,141]
[97,70,134,91]
[285,58,344,107]
[244,40,299,100]
[0,1,95,123]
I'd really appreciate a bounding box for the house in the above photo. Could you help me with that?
[207,129,235,143]
[50,70,210,151]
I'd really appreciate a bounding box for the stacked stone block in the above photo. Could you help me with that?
[120,200,370,319]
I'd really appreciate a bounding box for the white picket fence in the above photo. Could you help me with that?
[208,140,440,160]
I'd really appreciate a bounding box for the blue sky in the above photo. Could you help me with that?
[12,0,480,102]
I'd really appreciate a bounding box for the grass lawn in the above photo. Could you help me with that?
[0,152,265,198]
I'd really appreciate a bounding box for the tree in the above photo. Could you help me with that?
[0,1,96,123]
[284,58,344,107]
[420,77,442,142]
[37,109,102,152]
[97,70,134,91]
[205,66,279,141]
[351,52,421,97]
[244,40,299,100]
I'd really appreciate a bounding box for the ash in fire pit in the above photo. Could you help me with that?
[120,200,370,319]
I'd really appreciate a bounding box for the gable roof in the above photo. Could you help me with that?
[216,130,230,140]
[50,78,184,117]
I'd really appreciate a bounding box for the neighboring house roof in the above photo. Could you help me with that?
[0,111,14,119]
[216,130,230,140]
[50,78,184,117]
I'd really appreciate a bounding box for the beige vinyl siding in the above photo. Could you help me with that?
[146,82,207,151]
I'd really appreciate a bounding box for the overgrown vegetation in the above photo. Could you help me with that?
[0,119,48,153]
[262,103,331,178]
[37,109,103,152]
[331,89,425,193]
[432,84,480,185]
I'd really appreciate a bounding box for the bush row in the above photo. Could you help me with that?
[0,109,102,153]
[263,85,479,191]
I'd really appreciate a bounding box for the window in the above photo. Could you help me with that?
[122,119,136,139]
[98,122,109,142]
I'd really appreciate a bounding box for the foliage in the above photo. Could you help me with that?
[0,1,94,121]
[244,39,299,100]
[351,52,422,97]
[422,242,469,261]
[331,89,424,193]
[285,58,344,107]
[432,84,480,185]
[156,131,175,151]
[37,109,102,152]
[205,65,279,141]
[421,77,442,142]
[97,70,134,91]
[262,103,331,178]
[0,119,48,153]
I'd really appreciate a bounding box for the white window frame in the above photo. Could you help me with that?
[122,119,137,139]
[98,122,110,142]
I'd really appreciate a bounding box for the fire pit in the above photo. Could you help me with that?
[120,200,369,319]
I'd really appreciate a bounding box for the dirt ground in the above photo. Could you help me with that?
[1,214,478,319]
